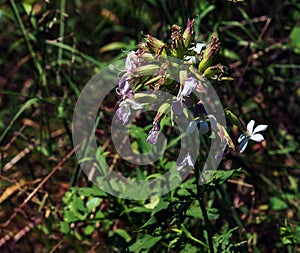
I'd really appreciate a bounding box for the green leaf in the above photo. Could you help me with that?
[64,210,80,223]
[84,225,95,236]
[78,187,107,197]
[121,206,152,215]
[60,221,70,234]
[187,205,220,220]
[205,168,244,189]
[290,20,300,54]
[140,201,169,229]
[86,197,102,212]
[129,234,162,253]
[0,98,39,144]
[99,42,136,53]
[95,210,105,219]
[269,196,288,211]
[113,229,132,243]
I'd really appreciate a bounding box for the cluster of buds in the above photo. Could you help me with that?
[115,18,266,159]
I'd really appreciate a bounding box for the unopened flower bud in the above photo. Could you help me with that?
[203,64,225,79]
[183,18,195,49]
[145,34,167,55]
[171,25,185,58]
[198,35,221,73]
[130,64,160,76]
[225,109,245,132]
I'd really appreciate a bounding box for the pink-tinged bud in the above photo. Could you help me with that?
[183,18,195,49]
[198,35,221,73]
[145,34,167,55]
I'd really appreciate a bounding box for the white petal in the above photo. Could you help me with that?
[239,138,249,153]
[193,43,206,54]
[247,120,255,134]
[185,56,196,64]
[250,133,264,142]
[186,153,195,167]
[238,134,247,143]
[252,124,268,134]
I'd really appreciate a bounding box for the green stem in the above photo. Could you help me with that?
[195,166,214,253]
[57,0,66,86]
[10,0,47,89]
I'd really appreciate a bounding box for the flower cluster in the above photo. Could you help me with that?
[115,18,268,170]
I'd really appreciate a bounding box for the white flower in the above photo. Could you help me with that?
[238,120,268,153]
[116,99,143,125]
[181,77,198,97]
[192,43,206,54]
[125,51,138,70]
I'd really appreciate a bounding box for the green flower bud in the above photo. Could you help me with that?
[203,64,225,79]
[145,34,167,55]
[224,109,245,132]
[198,35,221,73]
[183,18,195,49]
[171,25,185,59]
[130,64,160,76]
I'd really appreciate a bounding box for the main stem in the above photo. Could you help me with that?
[195,166,214,253]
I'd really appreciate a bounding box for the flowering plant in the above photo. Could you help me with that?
[112,20,269,252]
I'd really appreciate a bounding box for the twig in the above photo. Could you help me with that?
[2,144,81,228]
[49,240,63,253]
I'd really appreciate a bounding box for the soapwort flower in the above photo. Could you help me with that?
[238,120,268,153]
[116,75,134,99]
[172,77,198,115]
[116,99,143,125]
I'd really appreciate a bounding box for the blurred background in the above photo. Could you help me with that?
[0,0,299,252]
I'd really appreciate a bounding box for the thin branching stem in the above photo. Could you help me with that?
[194,164,214,253]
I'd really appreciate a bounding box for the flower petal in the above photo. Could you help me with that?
[186,153,195,167]
[181,77,198,97]
[185,56,196,64]
[176,153,194,171]
[247,120,255,134]
[118,75,134,99]
[116,103,131,125]
[250,133,264,142]
[252,124,268,134]
[238,133,247,143]
[239,137,249,153]
[193,43,206,54]
[125,51,138,70]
